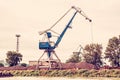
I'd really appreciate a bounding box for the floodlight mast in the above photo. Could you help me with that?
[16,34,21,53]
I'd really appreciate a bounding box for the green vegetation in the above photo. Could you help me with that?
[83,44,103,69]
[66,52,81,63]
[105,35,120,67]
[63,35,120,69]
[0,63,4,67]
[0,69,120,77]
[2,35,120,69]
[6,51,23,66]
[66,43,103,69]
[20,63,28,67]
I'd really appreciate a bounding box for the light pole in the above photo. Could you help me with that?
[16,34,20,53]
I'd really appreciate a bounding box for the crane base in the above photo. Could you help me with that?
[36,50,62,70]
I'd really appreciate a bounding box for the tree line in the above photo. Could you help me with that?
[66,35,120,69]
[1,35,120,69]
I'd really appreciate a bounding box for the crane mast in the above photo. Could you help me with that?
[37,6,92,69]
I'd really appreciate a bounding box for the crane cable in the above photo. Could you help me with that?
[90,22,94,43]
[39,6,92,35]
[39,8,72,35]
[49,7,72,36]
[50,6,92,36]
[40,8,72,41]
[49,8,72,30]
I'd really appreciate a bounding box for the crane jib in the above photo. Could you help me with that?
[54,11,78,48]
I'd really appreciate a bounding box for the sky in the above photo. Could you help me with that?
[0,0,120,63]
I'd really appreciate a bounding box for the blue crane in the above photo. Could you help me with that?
[39,6,91,58]
[39,11,78,58]
[38,6,92,69]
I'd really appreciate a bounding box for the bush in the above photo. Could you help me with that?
[0,63,4,67]
[20,63,27,67]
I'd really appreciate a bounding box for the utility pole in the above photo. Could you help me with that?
[16,34,20,53]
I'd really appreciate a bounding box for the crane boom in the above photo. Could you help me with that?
[53,6,92,48]
[54,11,78,48]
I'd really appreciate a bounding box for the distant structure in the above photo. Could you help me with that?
[16,34,21,53]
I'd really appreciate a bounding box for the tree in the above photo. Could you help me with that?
[66,52,81,63]
[104,35,120,67]
[6,51,23,66]
[83,43,103,69]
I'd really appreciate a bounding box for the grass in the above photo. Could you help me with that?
[0,69,120,77]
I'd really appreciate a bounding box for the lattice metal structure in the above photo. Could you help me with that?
[16,34,20,53]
